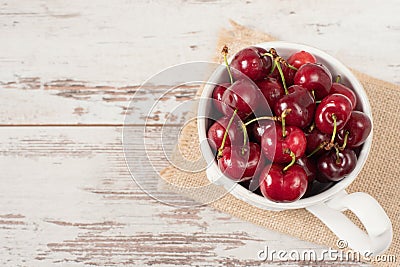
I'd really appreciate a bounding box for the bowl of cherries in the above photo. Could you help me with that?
[197,42,392,254]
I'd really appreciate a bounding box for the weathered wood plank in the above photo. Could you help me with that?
[0,80,198,125]
[0,126,370,266]
[0,0,398,85]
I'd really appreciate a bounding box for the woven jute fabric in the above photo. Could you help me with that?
[160,21,399,265]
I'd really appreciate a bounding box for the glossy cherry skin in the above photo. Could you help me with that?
[261,124,307,163]
[315,94,352,134]
[218,143,261,181]
[330,83,357,109]
[259,163,308,202]
[294,63,332,100]
[337,111,372,148]
[305,128,330,156]
[221,79,261,120]
[212,83,230,114]
[256,77,285,109]
[296,156,317,182]
[248,120,275,144]
[274,85,316,129]
[207,116,243,152]
[287,51,317,69]
[316,148,357,182]
[230,47,272,81]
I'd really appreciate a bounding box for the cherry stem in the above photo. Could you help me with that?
[283,150,296,172]
[286,63,298,71]
[240,121,248,155]
[339,131,349,150]
[306,141,328,158]
[244,116,279,126]
[270,58,277,74]
[281,109,291,138]
[308,122,315,133]
[217,109,237,158]
[336,75,341,83]
[334,146,341,164]
[261,52,277,75]
[311,90,315,100]
[261,52,274,58]
[316,100,321,104]
[275,58,288,95]
[222,45,233,85]
[330,114,337,144]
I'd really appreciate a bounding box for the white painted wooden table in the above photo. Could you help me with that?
[1,1,398,266]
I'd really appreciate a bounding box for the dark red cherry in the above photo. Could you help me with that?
[316,148,357,182]
[230,47,271,81]
[269,63,296,87]
[294,63,332,100]
[221,79,261,120]
[296,157,317,182]
[259,163,308,202]
[303,180,334,198]
[253,46,273,77]
[207,116,243,152]
[218,142,261,181]
[282,63,296,87]
[315,94,352,134]
[287,51,317,69]
[212,83,230,114]
[261,124,307,163]
[305,128,330,156]
[256,77,285,109]
[337,111,372,148]
[330,83,357,109]
[248,120,275,144]
[274,85,316,129]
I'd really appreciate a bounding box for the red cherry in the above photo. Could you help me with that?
[294,63,332,99]
[256,77,285,109]
[247,120,275,144]
[330,83,357,109]
[337,111,372,148]
[274,85,316,129]
[221,79,261,120]
[207,116,243,152]
[259,163,308,202]
[305,127,330,157]
[287,51,317,69]
[212,83,230,114]
[316,148,357,182]
[261,124,307,163]
[218,143,261,181]
[230,47,271,81]
[296,156,317,182]
[315,94,352,134]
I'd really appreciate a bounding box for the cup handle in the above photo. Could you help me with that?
[306,190,392,255]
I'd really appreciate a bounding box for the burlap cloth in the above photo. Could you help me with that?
[160,21,400,265]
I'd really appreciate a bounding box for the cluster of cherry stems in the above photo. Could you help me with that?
[207,45,371,202]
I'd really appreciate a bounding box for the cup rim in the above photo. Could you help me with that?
[197,41,373,210]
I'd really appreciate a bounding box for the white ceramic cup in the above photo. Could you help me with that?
[197,41,392,255]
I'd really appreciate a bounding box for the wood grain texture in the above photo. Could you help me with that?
[1,0,398,266]
[0,126,369,266]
